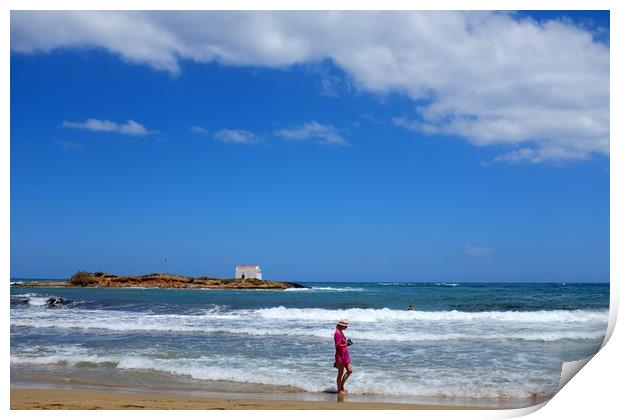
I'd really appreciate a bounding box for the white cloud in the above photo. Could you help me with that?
[308,64,350,97]
[319,75,340,97]
[213,129,258,144]
[13,11,609,162]
[190,125,208,134]
[463,244,494,257]
[274,121,347,145]
[62,118,151,136]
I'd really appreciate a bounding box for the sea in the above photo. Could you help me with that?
[10,281,610,408]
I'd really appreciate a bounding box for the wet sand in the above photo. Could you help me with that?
[11,388,488,410]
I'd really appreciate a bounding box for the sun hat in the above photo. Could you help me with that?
[337,319,349,327]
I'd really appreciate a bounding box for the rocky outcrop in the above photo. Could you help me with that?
[17,271,307,290]
[45,297,72,307]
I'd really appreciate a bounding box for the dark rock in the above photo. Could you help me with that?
[46,297,71,308]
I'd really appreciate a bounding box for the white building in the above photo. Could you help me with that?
[235,265,262,280]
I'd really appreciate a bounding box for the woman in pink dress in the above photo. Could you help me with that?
[334,319,353,393]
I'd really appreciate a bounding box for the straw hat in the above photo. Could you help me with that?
[337,319,349,327]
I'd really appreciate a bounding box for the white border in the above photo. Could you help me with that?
[3,1,616,420]
[1,0,617,11]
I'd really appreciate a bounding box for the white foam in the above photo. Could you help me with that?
[11,293,37,300]
[10,305,608,343]
[10,318,606,342]
[12,305,610,324]
[10,347,558,399]
[284,287,366,292]
[378,282,417,286]
[27,297,50,307]
[252,306,609,324]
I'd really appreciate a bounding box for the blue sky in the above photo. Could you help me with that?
[10,11,609,282]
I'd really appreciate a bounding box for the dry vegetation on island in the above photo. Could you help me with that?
[16,271,306,290]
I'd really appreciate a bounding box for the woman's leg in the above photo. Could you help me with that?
[336,366,344,393]
[341,364,353,392]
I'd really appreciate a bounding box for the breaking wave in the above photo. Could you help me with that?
[10,345,558,399]
[10,303,608,343]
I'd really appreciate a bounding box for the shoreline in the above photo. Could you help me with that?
[11,366,549,410]
[11,387,495,410]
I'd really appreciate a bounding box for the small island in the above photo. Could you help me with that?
[15,271,307,290]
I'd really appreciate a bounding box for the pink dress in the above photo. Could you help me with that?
[334,329,351,366]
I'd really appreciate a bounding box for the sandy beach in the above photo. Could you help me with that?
[11,388,486,410]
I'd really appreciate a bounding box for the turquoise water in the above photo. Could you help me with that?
[10,281,609,405]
